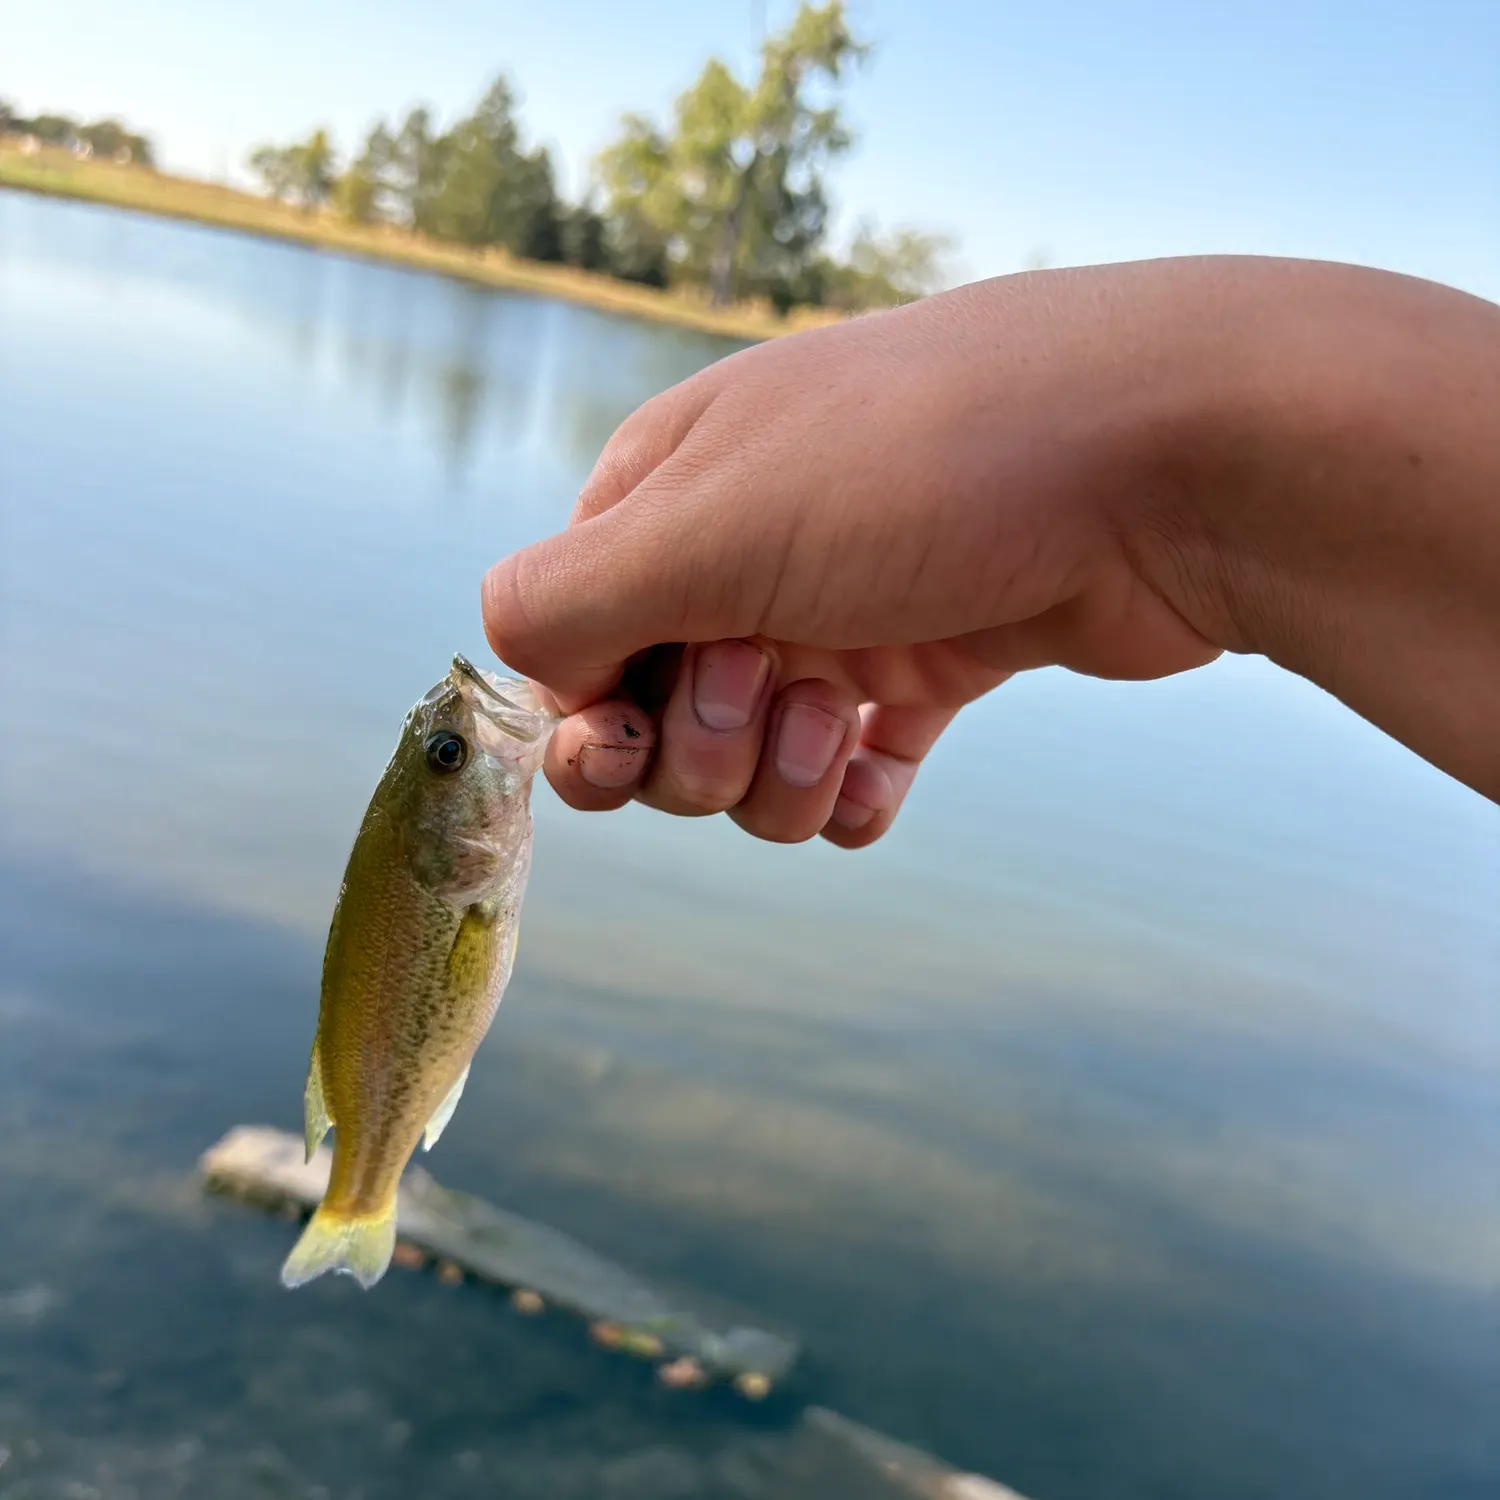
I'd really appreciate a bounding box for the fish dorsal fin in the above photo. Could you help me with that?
[422,1065,471,1152]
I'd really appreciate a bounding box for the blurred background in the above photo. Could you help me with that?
[1,4,1496,1499]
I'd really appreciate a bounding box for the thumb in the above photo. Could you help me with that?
[481,484,761,711]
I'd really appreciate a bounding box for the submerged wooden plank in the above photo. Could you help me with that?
[200,1126,1038,1497]
[199,1125,797,1386]
[780,1408,1033,1500]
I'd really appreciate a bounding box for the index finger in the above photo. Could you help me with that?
[570,376,715,525]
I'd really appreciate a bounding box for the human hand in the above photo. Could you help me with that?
[481,261,1236,845]
[483,258,1500,836]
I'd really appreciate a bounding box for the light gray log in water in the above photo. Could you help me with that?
[780,1408,1033,1500]
[199,1125,1036,1499]
[199,1125,796,1384]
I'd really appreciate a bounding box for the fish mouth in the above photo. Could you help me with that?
[448,654,556,743]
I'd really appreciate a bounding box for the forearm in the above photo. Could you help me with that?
[1138,258,1500,801]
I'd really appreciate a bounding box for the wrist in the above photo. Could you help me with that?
[1128,261,1476,639]
[1129,258,1500,796]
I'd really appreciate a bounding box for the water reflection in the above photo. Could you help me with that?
[0,191,1496,1500]
[0,194,739,494]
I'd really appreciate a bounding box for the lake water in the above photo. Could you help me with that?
[1,191,1495,1500]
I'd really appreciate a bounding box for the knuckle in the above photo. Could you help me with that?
[730,804,819,845]
[634,789,718,819]
[639,753,748,815]
[575,380,712,523]
[662,775,743,817]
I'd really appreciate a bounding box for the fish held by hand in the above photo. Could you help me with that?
[281,655,557,1291]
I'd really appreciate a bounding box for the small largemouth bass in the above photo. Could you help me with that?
[281,654,557,1290]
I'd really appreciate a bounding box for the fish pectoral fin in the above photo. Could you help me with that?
[280,1202,397,1291]
[444,900,498,993]
[303,1039,334,1164]
[422,1064,471,1152]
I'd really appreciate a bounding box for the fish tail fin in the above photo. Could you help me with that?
[303,1040,333,1163]
[280,1201,397,1291]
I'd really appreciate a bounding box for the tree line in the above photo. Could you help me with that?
[0,102,155,167]
[246,2,954,314]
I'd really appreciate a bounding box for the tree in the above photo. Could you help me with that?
[333,163,379,223]
[339,81,563,260]
[593,112,674,284]
[417,78,563,259]
[226,25,957,310]
[28,114,79,148]
[421,78,523,244]
[706,1,866,305]
[508,148,563,260]
[248,145,298,201]
[293,129,337,208]
[79,118,155,167]
[559,201,609,272]
[595,2,867,305]
[844,220,956,303]
[248,129,337,209]
[788,225,955,315]
[336,118,428,227]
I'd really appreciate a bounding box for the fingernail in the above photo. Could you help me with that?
[830,795,876,831]
[775,704,846,788]
[692,641,770,732]
[577,743,645,790]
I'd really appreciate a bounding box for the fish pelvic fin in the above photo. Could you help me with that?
[280,1201,397,1291]
[422,1063,470,1152]
[303,1039,333,1164]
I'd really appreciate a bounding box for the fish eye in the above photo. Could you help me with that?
[424,730,469,775]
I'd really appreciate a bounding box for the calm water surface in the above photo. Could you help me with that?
[1,193,1496,1500]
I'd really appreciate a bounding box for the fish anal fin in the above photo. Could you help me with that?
[280,1202,396,1291]
[303,1038,333,1163]
[422,1064,470,1152]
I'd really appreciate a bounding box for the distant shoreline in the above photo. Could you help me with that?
[0,148,843,343]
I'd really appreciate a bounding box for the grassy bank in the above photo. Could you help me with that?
[0,147,842,342]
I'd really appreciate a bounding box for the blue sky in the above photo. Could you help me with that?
[7,0,1497,298]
